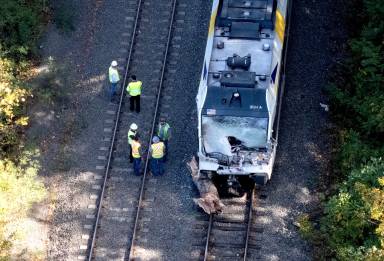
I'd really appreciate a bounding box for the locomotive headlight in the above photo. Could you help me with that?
[233,92,240,98]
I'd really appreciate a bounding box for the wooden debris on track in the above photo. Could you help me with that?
[187,156,224,214]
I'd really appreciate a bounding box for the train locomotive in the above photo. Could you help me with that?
[196,0,289,186]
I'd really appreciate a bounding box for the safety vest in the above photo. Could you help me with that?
[127,81,142,96]
[128,130,136,145]
[157,123,170,140]
[109,67,120,83]
[151,142,164,159]
[131,140,141,158]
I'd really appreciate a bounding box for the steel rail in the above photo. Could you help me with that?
[243,188,255,261]
[87,0,144,259]
[203,214,213,261]
[202,1,293,260]
[203,189,254,261]
[127,0,178,259]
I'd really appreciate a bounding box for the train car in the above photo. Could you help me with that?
[196,0,290,186]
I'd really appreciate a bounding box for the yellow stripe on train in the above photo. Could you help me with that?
[208,7,218,36]
[275,9,285,43]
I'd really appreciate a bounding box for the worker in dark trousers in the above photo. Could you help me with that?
[149,136,165,176]
[128,123,138,163]
[131,135,142,176]
[157,117,171,162]
[126,75,142,113]
[108,60,120,101]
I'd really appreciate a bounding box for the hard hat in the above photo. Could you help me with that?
[111,60,118,67]
[152,136,160,143]
[130,123,138,130]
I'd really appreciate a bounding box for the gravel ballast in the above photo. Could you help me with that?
[32,0,348,260]
[257,0,348,260]
[36,0,143,259]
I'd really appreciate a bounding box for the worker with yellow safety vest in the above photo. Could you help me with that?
[128,123,138,163]
[131,134,142,176]
[149,136,165,176]
[126,75,142,113]
[108,60,120,101]
[157,117,171,162]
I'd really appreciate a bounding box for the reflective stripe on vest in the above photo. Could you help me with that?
[128,130,136,145]
[157,123,170,140]
[109,67,120,83]
[127,81,142,96]
[131,140,141,158]
[151,142,164,158]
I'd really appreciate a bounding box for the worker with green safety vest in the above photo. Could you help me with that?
[157,117,171,162]
[126,75,142,113]
[128,123,138,163]
[131,134,142,176]
[108,60,120,101]
[150,136,165,176]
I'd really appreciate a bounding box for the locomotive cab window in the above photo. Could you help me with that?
[202,116,268,156]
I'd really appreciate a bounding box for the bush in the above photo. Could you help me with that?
[0,156,46,259]
[338,130,383,175]
[329,0,384,141]
[0,0,45,60]
[312,0,384,259]
[321,159,384,260]
[0,1,48,258]
[0,57,29,157]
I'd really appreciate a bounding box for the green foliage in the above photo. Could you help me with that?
[297,214,316,241]
[0,0,46,154]
[0,57,29,156]
[0,1,48,258]
[321,159,384,260]
[315,0,384,259]
[0,0,45,60]
[0,158,45,224]
[329,0,384,141]
[337,130,383,176]
[0,154,46,259]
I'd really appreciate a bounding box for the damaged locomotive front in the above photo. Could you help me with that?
[196,0,289,186]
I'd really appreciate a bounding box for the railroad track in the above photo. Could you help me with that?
[192,0,294,259]
[195,186,268,261]
[76,0,179,259]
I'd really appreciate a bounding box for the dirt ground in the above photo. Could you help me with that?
[22,0,115,259]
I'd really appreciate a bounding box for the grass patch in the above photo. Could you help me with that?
[297,214,315,241]
[0,147,47,260]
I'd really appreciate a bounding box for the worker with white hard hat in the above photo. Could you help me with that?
[108,60,120,101]
[128,123,138,163]
[149,135,165,176]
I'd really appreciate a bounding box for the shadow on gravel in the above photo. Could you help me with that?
[51,1,77,33]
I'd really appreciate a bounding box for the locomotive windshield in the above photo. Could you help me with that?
[202,116,268,156]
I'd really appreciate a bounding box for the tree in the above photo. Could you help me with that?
[0,57,29,156]
[321,159,384,260]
